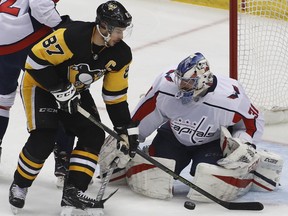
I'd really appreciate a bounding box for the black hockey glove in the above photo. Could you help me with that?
[51,83,80,114]
[114,122,139,158]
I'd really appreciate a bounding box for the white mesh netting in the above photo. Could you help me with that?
[237,0,288,124]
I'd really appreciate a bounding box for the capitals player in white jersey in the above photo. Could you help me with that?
[0,0,62,159]
[99,52,283,202]
[0,0,74,185]
[132,52,264,171]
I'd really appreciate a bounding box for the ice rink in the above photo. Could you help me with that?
[0,0,287,215]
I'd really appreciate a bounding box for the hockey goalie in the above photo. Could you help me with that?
[99,52,283,202]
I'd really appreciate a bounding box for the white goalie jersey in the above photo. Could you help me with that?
[0,0,61,55]
[132,70,264,146]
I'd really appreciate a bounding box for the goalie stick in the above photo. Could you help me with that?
[77,105,264,211]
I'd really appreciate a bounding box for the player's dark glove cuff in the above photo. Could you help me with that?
[114,121,139,157]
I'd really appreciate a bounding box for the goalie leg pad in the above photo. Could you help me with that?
[187,162,255,202]
[125,154,175,200]
[251,149,283,192]
[98,135,130,179]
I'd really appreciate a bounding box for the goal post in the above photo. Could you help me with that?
[229,0,288,125]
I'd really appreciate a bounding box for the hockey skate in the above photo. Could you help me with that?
[57,176,94,190]
[9,182,28,215]
[60,184,104,216]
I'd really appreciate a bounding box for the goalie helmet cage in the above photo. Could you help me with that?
[229,0,288,124]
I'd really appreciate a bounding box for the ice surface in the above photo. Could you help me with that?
[0,0,287,215]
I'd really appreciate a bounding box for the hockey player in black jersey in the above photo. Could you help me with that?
[8,1,139,215]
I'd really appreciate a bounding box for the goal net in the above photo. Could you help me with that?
[229,0,288,124]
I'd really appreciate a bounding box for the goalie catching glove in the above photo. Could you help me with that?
[50,83,80,114]
[217,126,258,169]
[99,122,139,172]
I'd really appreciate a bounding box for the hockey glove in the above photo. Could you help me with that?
[51,83,80,114]
[217,138,257,169]
[114,122,139,158]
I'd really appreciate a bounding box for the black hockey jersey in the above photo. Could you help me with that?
[23,21,133,126]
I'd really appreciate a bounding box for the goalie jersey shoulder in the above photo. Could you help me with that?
[205,74,256,117]
[149,70,179,96]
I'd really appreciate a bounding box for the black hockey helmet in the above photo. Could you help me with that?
[96,1,132,28]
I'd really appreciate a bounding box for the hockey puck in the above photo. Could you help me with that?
[184,201,196,210]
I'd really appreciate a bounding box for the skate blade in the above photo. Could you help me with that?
[10,205,21,215]
[60,206,104,216]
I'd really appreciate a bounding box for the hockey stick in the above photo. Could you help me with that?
[96,157,119,202]
[76,106,119,203]
[135,149,263,211]
[77,105,264,211]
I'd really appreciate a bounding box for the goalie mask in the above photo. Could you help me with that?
[95,1,133,46]
[174,52,213,103]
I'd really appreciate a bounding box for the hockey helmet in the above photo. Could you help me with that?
[96,1,132,28]
[174,52,213,100]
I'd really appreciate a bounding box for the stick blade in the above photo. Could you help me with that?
[224,201,264,211]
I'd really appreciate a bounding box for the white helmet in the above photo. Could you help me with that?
[174,52,213,103]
